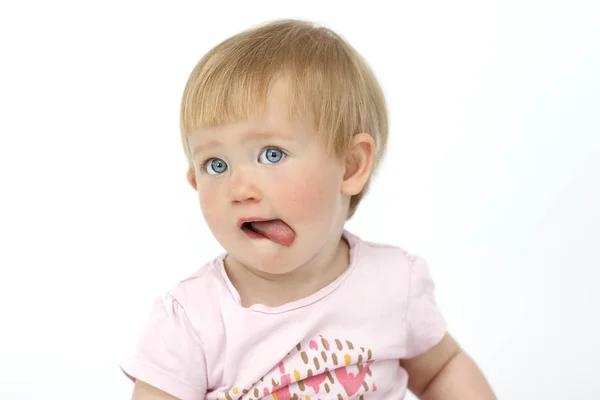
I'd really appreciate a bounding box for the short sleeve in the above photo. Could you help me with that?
[120,293,207,399]
[403,254,447,359]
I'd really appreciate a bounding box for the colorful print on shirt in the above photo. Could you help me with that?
[224,335,377,400]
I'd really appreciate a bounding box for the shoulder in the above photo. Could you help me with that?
[346,230,437,293]
[166,255,229,306]
[158,255,231,339]
[347,230,420,272]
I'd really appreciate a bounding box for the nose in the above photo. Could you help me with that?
[229,167,261,204]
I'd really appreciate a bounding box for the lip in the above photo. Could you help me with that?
[237,217,272,228]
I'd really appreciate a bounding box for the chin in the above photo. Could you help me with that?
[250,254,295,274]
[235,249,299,275]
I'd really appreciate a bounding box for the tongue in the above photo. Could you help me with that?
[249,220,295,246]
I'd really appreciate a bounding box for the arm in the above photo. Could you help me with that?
[132,380,180,400]
[402,333,495,400]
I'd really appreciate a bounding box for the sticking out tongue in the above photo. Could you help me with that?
[249,219,295,246]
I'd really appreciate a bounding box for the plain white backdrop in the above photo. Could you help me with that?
[0,0,598,398]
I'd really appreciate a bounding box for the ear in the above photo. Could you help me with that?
[341,133,375,196]
[186,167,198,191]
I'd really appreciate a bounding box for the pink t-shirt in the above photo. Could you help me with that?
[121,231,447,399]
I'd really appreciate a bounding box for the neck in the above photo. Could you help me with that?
[225,232,350,308]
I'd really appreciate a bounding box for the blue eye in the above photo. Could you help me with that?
[259,148,286,164]
[205,158,228,175]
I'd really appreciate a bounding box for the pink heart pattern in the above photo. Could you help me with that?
[334,360,375,396]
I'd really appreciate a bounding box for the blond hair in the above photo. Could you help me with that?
[180,19,388,218]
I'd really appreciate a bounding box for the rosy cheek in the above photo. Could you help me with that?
[277,166,338,220]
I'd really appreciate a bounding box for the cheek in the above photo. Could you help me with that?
[197,182,223,225]
[276,163,341,219]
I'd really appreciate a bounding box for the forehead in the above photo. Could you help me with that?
[188,82,316,152]
[192,123,294,150]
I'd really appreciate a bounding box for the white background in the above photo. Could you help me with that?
[0,1,598,399]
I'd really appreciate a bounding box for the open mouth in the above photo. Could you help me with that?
[241,221,267,238]
[239,218,296,247]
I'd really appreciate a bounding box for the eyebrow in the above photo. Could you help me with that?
[191,131,291,158]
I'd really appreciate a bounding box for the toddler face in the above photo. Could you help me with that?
[187,81,349,275]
